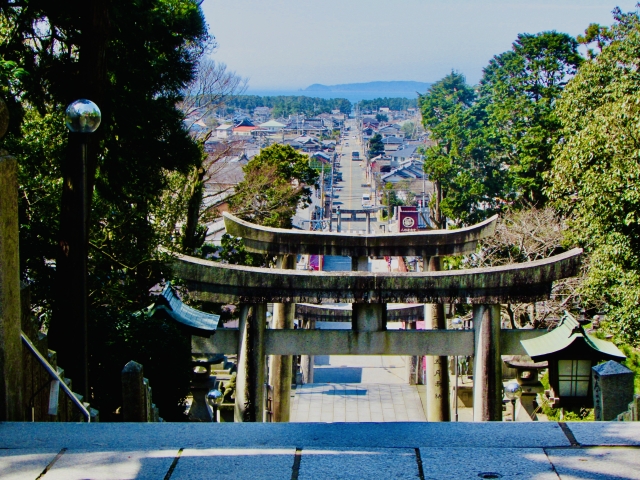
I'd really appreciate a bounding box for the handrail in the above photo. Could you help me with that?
[21,332,91,422]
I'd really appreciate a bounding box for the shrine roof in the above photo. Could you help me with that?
[147,284,220,332]
[520,312,625,361]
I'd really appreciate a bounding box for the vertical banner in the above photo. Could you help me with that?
[399,206,419,232]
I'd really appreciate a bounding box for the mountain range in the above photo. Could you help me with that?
[245,81,432,103]
[303,81,431,96]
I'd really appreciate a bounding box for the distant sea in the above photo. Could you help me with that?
[246,81,430,103]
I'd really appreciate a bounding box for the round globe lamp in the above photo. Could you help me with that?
[505,381,522,421]
[65,99,101,133]
[207,389,224,422]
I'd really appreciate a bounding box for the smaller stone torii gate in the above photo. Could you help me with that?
[173,212,582,423]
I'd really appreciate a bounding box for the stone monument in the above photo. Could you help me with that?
[593,360,635,421]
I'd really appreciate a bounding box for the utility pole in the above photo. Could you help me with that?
[319,168,325,230]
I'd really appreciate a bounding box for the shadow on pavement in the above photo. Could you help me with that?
[323,389,368,396]
[313,367,363,383]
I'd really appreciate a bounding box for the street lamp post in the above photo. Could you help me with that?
[504,381,522,421]
[207,389,223,422]
[64,99,101,402]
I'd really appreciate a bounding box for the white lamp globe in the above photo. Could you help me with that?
[504,381,522,400]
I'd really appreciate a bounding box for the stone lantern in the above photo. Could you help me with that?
[504,355,548,420]
[520,312,625,409]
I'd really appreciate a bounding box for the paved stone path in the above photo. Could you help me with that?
[313,354,408,384]
[291,383,426,422]
[291,354,427,423]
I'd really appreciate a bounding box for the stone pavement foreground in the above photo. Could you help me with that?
[1,422,640,479]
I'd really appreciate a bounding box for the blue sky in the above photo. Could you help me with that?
[201,0,638,90]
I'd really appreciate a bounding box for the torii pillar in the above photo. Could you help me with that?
[352,252,385,333]
[473,304,502,421]
[270,254,295,422]
[424,255,450,422]
[235,303,266,422]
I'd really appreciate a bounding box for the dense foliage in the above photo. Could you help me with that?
[227,144,318,228]
[417,10,640,347]
[368,133,384,158]
[548,8,640,346]
[418,71,484,227]
[418,32,582,228]
[224,95,351,117]
[1,0,209,420]
[478,31,582,206]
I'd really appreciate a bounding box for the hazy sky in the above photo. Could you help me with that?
[201,0,638,90]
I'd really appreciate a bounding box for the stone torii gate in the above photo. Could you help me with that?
[173,212,582,422]
[223,211,501,421]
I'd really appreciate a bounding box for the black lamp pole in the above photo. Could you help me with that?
[64,100,101,403]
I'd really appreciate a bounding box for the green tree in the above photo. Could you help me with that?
[418,71,487,227]
[380,182,404,219]
[401,121,417,140]
[548,8,640,346]
[227,95,351,117]
[375,113,388,122]
[227,144,318,228]
[575,6,640,59]
[478,31,582,206]
[576,23,613,59]
[368,133,384,158]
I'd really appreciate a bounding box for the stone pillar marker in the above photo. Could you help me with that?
[270,254,295,422]
[122,361,146,422]
[592,360,635,421]
[235,303,266,422]
[424,255,450,421]
[0,149,23,421]
[472,304,502,421]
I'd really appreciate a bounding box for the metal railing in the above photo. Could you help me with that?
[21,332,91,422]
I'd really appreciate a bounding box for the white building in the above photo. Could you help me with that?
[215,124,233,139]
[258,119,286,132]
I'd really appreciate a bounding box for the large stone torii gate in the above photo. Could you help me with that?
[174,212,582,423]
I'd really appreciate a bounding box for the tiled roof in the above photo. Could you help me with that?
[148,284,220,332]
[521,311,625,361]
